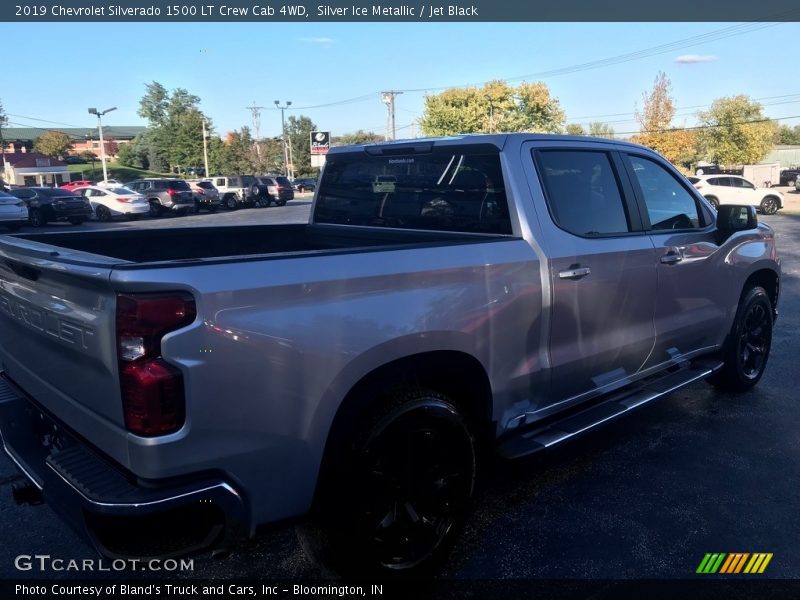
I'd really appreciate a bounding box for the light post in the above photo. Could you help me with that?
[87,106,116,183]
[274,100,291,177]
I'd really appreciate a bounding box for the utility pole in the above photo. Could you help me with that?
[88,106,116,183]
[202,118,210,177]
[274,100,291,177]
[246,101,264,157]
[381,91,403,140]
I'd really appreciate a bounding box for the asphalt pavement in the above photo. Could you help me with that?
[0,197,798,583]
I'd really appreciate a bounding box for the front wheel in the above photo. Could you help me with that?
[760,197,779,215]
[148,201,162,218]
[299,389,476,577]
[708,286,773,392]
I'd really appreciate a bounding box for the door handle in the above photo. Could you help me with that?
[558,266,591,280]
[660,253,683,265]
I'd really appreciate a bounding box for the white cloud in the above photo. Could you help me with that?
[674,54,718,64]
[299,37,335,44]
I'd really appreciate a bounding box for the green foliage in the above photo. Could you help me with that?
[565,124,586,135]
[776,124,800,145]
[588,122,615,138]
[420,80,566,136]
[286,115,317,177]
[33,131,73,158]
[209,127,256,174]
[67,163,168,182]
[697,95,777,165]
[333,130,384,146]
[136,81,210,172]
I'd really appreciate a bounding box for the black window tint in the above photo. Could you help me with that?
[14,189,34,199]
[536,150,630,236]
[315,149,512,235]
[276,177,291,185]
[628,156,701,231]
[733,178,755,189]
[168,180,191,191]
[717,177,733,187]
[707,178,721,185]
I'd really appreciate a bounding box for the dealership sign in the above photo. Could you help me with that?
[310,131,330,155]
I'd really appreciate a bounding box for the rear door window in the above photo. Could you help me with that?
[315,147,512,234]
[535,150,631,236]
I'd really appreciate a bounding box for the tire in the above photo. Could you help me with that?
[28,209,47,227]
[208,205,218,213]
[708,286,773,392]
[95,205,113,222]
[787,179,796,188]
[149,201,162,218]
[276,200,287,207]
[194,200,202,214]
[225,195,237,210]
[760,196,779,215]
[68,218,85,225]
[298,388,476,577]
[705,195,719,209]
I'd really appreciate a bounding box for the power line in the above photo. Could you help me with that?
[615,114,800,136]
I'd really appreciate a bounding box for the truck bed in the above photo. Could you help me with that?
[12,223,507,265]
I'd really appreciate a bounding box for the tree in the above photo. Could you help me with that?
[588,122,616,138]
[209,127,256,175]
[630,72,698,166]
[420,80,565,136]
[697,95,777,165]
[776,124,800,145]
[286,115,317,177]
[136,81,210,172]
[565,124,586,135]
[333,130,384,146]
[33,131,73,158]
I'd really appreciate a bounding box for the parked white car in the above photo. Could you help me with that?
[0,190,28,231]
[76,186,149,221]
[96,179,123,189]
[692,175,783,215]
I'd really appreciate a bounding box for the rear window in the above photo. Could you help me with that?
[314,148,512,235]
[196,181,215,190]
[240,176,256,186]
[168,180,191,191]
[275,177,292,185]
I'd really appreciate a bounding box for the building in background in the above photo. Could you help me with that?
[1,126,146,160]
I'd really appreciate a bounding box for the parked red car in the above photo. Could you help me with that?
[60,180,95,191]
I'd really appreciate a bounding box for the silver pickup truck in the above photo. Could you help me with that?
[0,134,780,576]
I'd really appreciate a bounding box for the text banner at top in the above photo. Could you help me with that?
[3,0,800,21]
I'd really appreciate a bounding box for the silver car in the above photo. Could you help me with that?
[0,190,28,231]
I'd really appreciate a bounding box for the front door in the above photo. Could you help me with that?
[622,153,730,366]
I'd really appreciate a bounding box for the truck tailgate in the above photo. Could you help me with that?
[0,238,124,441]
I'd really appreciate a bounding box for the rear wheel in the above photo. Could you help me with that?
[28,209,47,227]
[225,195,238,210]
[705,195,719,209]
[708,286,773,392]
[148,201,162,218]
[760,196,779,215]
[95,205,113,222]
[299,388,476,577]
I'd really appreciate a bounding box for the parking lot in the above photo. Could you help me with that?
[0,193,798,581]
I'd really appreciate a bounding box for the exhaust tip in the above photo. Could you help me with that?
[11,480,42,506]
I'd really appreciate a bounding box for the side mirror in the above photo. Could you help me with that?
[716,204,757,240]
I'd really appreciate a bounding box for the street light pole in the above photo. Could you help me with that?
[202,118,210,177]
[274,100,291,177]
[88,106,116,183]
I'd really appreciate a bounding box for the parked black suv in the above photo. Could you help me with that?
[779,168,800,187]
[9,187,93,227]
[126,179,195,217]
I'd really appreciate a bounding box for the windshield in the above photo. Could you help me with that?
[314,148,512,235]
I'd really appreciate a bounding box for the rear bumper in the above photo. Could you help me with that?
[0,374,247,559]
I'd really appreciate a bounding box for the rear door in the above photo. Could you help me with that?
[529,145,658,404]
[621,153,729,365]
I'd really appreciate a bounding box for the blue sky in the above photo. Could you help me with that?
[2,22,799,139]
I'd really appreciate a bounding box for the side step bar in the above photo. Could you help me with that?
[497,360,723,460]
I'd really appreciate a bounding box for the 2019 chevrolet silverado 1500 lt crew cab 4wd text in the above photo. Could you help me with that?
[0,135,780,576]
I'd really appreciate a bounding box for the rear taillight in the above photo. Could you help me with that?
[117,196,132,203]
[166,188,177,196]
[116,293,196,436]
[196,189,205,195]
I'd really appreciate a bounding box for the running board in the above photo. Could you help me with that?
[497,360,723,460]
